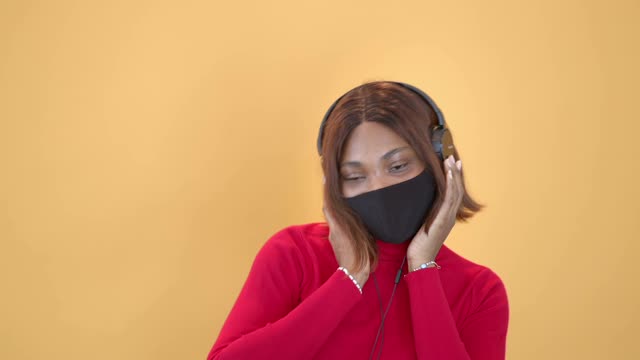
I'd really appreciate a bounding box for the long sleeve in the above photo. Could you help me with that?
[404,266,509,360]
[206,228,363,360]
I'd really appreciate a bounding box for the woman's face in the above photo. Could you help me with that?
[339,121,426,198]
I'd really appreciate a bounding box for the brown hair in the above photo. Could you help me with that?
[320,81,484,273]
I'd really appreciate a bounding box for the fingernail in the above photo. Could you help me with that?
[456,160,462,170]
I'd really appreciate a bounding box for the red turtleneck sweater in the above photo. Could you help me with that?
[206,222,509,360]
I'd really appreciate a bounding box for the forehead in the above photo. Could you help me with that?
[340,122,412,162]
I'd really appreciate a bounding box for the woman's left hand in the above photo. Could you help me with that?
[407,154,463,270]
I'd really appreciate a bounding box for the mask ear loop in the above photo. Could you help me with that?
[369,254,407,360]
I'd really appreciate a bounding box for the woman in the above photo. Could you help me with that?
[206,81,509,360]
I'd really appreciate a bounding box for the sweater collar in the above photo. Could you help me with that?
[375,237,448,262]
[375,238,411,261]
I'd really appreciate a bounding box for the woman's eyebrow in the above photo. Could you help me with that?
[340,146,410,168]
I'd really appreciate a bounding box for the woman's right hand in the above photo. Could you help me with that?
[322,204,370,288]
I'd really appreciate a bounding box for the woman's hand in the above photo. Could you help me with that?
[407,154,464,270]
[322,204,370,287]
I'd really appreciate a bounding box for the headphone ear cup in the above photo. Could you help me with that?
[439,128,455,160]
[431,127,445,161]
[432,126,455,161]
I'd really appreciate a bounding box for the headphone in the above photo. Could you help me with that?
[316,81,455,162]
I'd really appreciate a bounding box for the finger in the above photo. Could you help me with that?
[443,156,460,220]
[449,158,463,205]
[323,208,350,256]
[323,205,335,227]
[323,206,343,240]
[445,155,461,204]
[453,159,464,205]
[445,156,457,205]
[322,205,332,230]
[432,158,456,228]
[323,206,337,244]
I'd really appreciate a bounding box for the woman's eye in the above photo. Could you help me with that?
[391,163,408,171]
[343,164,408,181]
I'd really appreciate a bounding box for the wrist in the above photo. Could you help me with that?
[408,258,441,273]
[352,271,369,287]
[408,257,435,271]
[337,267,368,293]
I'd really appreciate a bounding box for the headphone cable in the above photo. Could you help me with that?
[368,254,407,360]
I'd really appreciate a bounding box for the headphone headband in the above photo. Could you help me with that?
[316,81,451,159]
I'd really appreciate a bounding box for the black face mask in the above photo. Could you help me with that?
[343,169,437,244]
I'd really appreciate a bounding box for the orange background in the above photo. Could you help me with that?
[1,1,639,359]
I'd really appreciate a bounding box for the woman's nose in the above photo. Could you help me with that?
[368,174,392,192]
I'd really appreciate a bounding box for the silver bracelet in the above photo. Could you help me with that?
[409,260,441,272]
[337,266,363,294]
